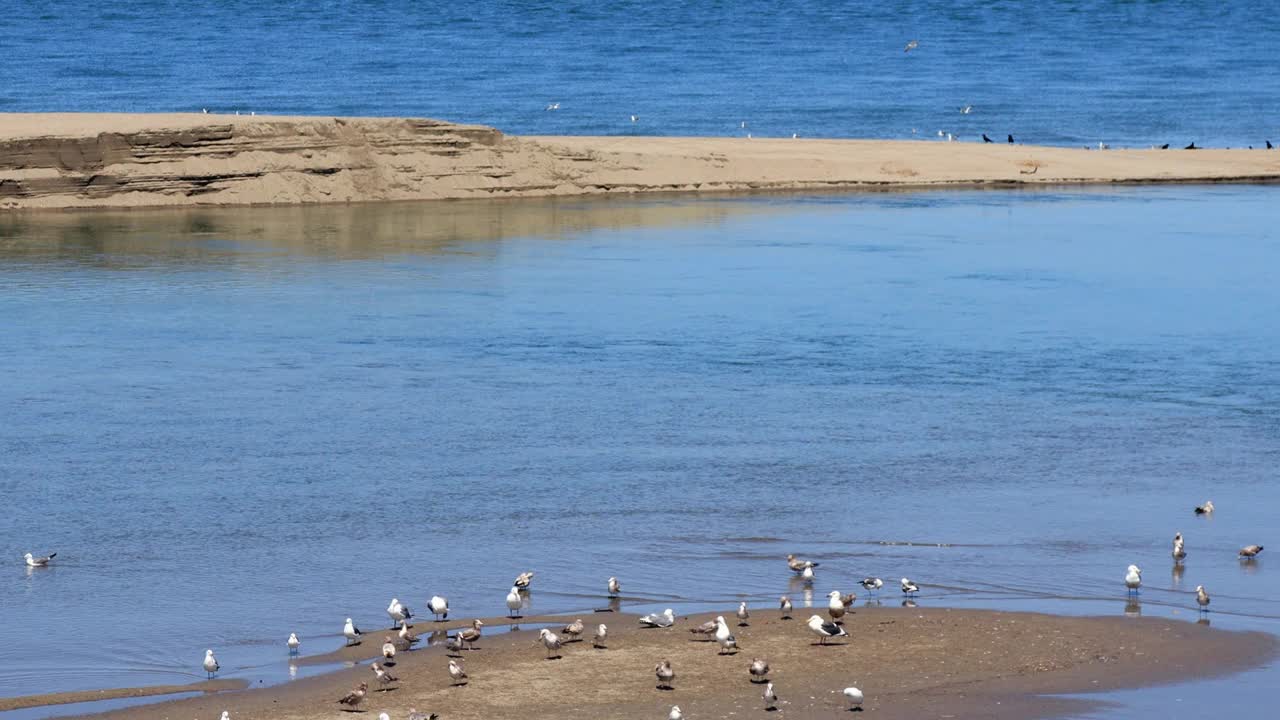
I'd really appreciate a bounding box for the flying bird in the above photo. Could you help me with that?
[806,614,848,645]
[202,649,219,678]
[960,105,973,114]
[639,608,676,628]
[23,552,56,567]
[545,102,560,111]
[429,594,449,621]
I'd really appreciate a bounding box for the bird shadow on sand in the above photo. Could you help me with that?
[656,685,675,691]
[811,642,848,647]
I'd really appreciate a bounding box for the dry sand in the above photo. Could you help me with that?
[8,607,1272,720]
[2,113,1278,210]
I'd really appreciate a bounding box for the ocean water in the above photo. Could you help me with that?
[1,186,1278,719]
[2,0,1280,147]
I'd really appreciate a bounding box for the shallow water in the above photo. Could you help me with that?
[3,1,1280,147]
[2,187,1279,718]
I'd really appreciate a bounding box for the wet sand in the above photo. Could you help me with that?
[13,606,1273,720]
[2,113,1278,210]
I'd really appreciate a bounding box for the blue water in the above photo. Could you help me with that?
[1,187,1279,720]
[3,1,1279,147]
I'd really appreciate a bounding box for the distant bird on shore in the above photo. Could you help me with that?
[737,602,751,626]
[787,554,819,573]
[506,586,523,617]
[449,657,468,685]
[1160,143,1170,149]
[407,709,438,720]
[1267,140,1273,149]
[715,616,740,654]
[381,636,396,664]
[860,577,884,594]
[779,596,793,619]
[844,686,865,710]
[593,623,608,648]
[562,618,585,642]
[203,649,220,678]
[982,133,993,143]
[827,590,847,622]
[1196,585,1211,613]
[457,619,484,650]
[763,680,778,710]
[387,598,412,628]
[1098,142,1109,150]
[807,614,848,645]
[287,633,300,655]
[640,608,676,628]
[749,657,770,683]
[905,39,920,52]
[1007,134,1015,144]
[630,115,638,123]
[1125,564,1143,595]
[23,552,55,567]
[1240,544,1265,559]
[668,705,683,720]
[960,105,973,114]
[690,618,718,640]
[443,634,463,656]
[514,571,535,589]
[655,659,675,689]
[344,618,362,646]
[398,622,420,648]
[608,576,621,597]
[1185,142,1198,150]
[371,662,398,691]
[337,682,367,711]
[901,578,920,596]
[428,594,449,621]
[1195,500,1215,515]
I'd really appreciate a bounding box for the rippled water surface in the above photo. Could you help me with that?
[2,187,1279,718]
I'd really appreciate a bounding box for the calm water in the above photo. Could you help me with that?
[1,187,1278,719]
[3,1,1280,147]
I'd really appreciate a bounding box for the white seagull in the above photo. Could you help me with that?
[802,564,815,582]
[1196,585,1211,613]
[779,596,793,618]
[901,578,919,596]
[514,571,535,589]
[545,102,560,111]
[593,623,608,648]
[737,601,750,626]
[844,685,864,710]
[905,39,920,52]
[287,632,300,654]
[763,680,778,710]
[655,659,675,689]
[1125,564,1143,595]
[608,576,621,597]
[387,598,413,628]
[807,614,848,645]
[506,586,523,617]
[220,712,230,720]
[1173,536,1187,564]
[827,590,847,622]
[203,649,220,678]
[449,658,468,685]
[344,617,362,645]
[668,705,683,720]
[1194,500,1215,515]
[639,608,676,628]
[429,594,449,621]
[24,552,56,567]
[538,628,563,658]
[714,615,739,654]
[860,577,884,594]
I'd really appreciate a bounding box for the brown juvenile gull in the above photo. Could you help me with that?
[1240,544,1265,559]
[608,576,621,597]
[398,622,420,649]
[639,608,676,628]
[763,680,778,710]
[514,571,535,589]
[690,618,718,640]
[562,618,585,642]
[749,657,770,683]
[593,623,608,648]
[655,659,675,689]
[539,628,563,659]
[1196,585,1211,613]
[24,552,56,568]
[337,682,368,711]
[807,614,848,645]
[448,658,468,686]
[371,662,398,691]
[779,596,793,619]
[737,601,751,626]
[786,554,819,573]
[457,619,484,650]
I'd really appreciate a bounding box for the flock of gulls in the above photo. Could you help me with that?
[22,498,1264,718]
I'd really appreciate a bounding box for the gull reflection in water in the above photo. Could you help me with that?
[1124,598,1142,617]
[1197,616,1212,627]
[1171,563,1186,587]
[902,599,918,609]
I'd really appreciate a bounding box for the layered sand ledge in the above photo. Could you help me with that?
[7,608,1273,720]
[2,113,1279,210]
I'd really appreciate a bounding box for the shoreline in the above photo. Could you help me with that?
[1,113,1278,211]
[8,607,1273,720]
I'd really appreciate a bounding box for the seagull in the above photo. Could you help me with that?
[203,649,220,678]
[398,622,420,648]
[202,108,209,114]
[947,133,955,142]
[802,564,815,582]
[1172,535,1187,564]
[1185,142,1198,150]
[787,554,819,573]
[639,608,676,628]
[960,105,973,114]
[382,636,396,664]
[506,586,523,617]
[1240,545,1265,559]
[690,618,718,640]
[1007,134,1015,144]
[545,102,560,111]
[982,133,993,143]
[779,596,793,619]
[1098,142,1109,150]
[749,657,770,683]
[514,571,535,589]
[900,578,919,596]
[457,619,484,650]
[428,595,449,622]
[593,623,608,648]
[859,577,883,594]
[23,552,56,567]
[337,682,368,711]
[407,709,439,720]
[807,614,848,645]
[379,714,389,720]
[630,115,638,123]
[287,633,300,654]
[608,576,621,597]
[1125,564,1143,595]
[449,657,468,685]
[655,659,675,689]
[844,686,864,710]
[344,618,362,646]
[763,680,778,710]
[538,628,563,658]
[669,705,683,720]
[371,662,398,691]
[741,121,747,128]
[386,598,412,629]
[715,616,739,654]
[904,39,919,52]
[562,618,585,642]
[1196,585,1211,613]
[1160,143,1170,149]
[1267,140,1274,149]
[737,601,750,626]
[1195,500,1215,515]
[827,591,847,622]
[444,633,464,656]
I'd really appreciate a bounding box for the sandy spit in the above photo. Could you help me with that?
[12,606,1274,720]
[1,113,1278,210]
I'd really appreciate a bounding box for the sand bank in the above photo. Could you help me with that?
[15,607,1273,720]
[1,113,1278,210]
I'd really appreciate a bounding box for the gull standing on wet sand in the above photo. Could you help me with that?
[1196,585,1211,613]
[382,636,396,664]
[344,617,362,646]
[668,705,683,720]
[593,623,608,648]
[779,596,793,618]
[398,622,420,648]
[539,628,563,658]
[371,662,398,690]
[287,633,300,654]
[562,618,585,642]
[23,552,56,567]
[506,586,523,617]
[337,682,367,711]
[387,598,413,628]
[807,614,848,645]
[763,680,778,710]
[827,590,847,623]
[901,578,919,596]
[690,618,718,640]
[449,657,468,685]
[203,649,220,678]
[844,686,864,710]
[737,601,751,626]
[608,576,621,597]
[1240,544,1264,559]
[715,615,740,654]
[1125,565,1143,594]
[640,608,676,628]
[749,657,770,682]
[458,619,484,650]
[429,594,449,621]
[656,659,675,689]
